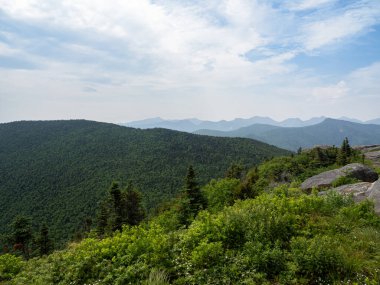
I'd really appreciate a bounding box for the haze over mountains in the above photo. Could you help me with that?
[196,119,380,151]
[124,116,380,133]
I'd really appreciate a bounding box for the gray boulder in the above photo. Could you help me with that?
[319,179,380,215]
[368,180,380,214]
[328,182,372,202]
[301,163,378,191]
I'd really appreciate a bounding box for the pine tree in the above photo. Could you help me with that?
[337,137,352,165]
[109,182,123,232]
[96,200,110,236]
[11,215,32,259]
[124,183,145,226]
[185,165,205,217]
[225,162,244,180]
[37,223,52,256]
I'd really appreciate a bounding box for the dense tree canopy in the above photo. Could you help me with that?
[0,120,289,246]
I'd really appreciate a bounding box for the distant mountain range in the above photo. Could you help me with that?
[195,119,380,151]
[123,116,380,132]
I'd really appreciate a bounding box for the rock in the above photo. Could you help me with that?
[368,180,380,214]
[364,151,380,167]
[318,179,380,214]
[301,163,378,191]
[328,182,372,202]
[354,145,380,167]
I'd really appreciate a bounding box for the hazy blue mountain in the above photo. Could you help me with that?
[0,120,289,245]
[280,117,326,127]
[123,116,327,132]
[338,117,363,124]
[366,118,380,125]
[196,119,380,151]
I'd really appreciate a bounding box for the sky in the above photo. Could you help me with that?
[0,0,380,123]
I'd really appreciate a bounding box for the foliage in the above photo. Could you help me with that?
[35,223,53,256]
[337,137,352,166]
[96,182,145,236]
[331,176,361,188]
[0,254,24,281]
[142,269,170,285]
[2,128,379,284]
[0,120,288,246]
[10,216,32,259]
[202,178,241,212]
[184,166,205,218]
[9,190,380,284]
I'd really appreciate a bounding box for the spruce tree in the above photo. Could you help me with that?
[11,215,32,259]
[337,137,352,165]
[185,165,205,217]
[96,200,110,236]
[124,183,145,226]
[225,162,244,180]
[109,182,123,232]
[37,223,52,256]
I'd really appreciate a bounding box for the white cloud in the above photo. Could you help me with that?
[311,80,348,101]
[286,0,336,11]
[347,61,380,98]
[0,0,379,122]
[301,1,380,51]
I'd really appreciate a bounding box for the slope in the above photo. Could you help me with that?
[0,120,289,245]
[196,119,380,151]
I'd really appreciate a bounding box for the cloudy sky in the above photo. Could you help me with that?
[0,0,379,123]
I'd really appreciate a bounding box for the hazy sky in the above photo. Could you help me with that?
[1,0,380,123]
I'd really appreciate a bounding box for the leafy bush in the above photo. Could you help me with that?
[0,254,24,281]
[331,176,360,187]
[290,235,349,282]
[202,178,240,212]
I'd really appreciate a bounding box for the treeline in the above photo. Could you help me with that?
[0,216,53,259]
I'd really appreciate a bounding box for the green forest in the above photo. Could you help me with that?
[0,120,289,246]
[1,134,380,284]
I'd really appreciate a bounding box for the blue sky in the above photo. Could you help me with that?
[0,0,379,123]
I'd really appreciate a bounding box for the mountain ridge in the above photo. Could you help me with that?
[123,116,380,132]
[195,118,380,151]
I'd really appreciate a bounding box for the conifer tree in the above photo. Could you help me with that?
[337,137,352,165]
[184,165,205,217]
[96,200,110,236]
[37,223,52,256]
[109,182,123,232]
[225,162,244,180]
[11,215,32,259]
[124,183,145,226]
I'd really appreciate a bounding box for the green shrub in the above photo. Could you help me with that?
[0,254,24,281]
[331,176,360,187]
[290,235,349,282]
[202,178,241,212]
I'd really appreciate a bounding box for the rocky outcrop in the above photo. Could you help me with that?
[319,179,380,215]
[329,182,372,203]
[368,180,380,214]
[301,163,378,191]
[354,145,380,167]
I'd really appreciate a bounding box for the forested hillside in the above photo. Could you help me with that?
[2,142,380,284]
[0,120,289,245]
[196,118,380,151]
